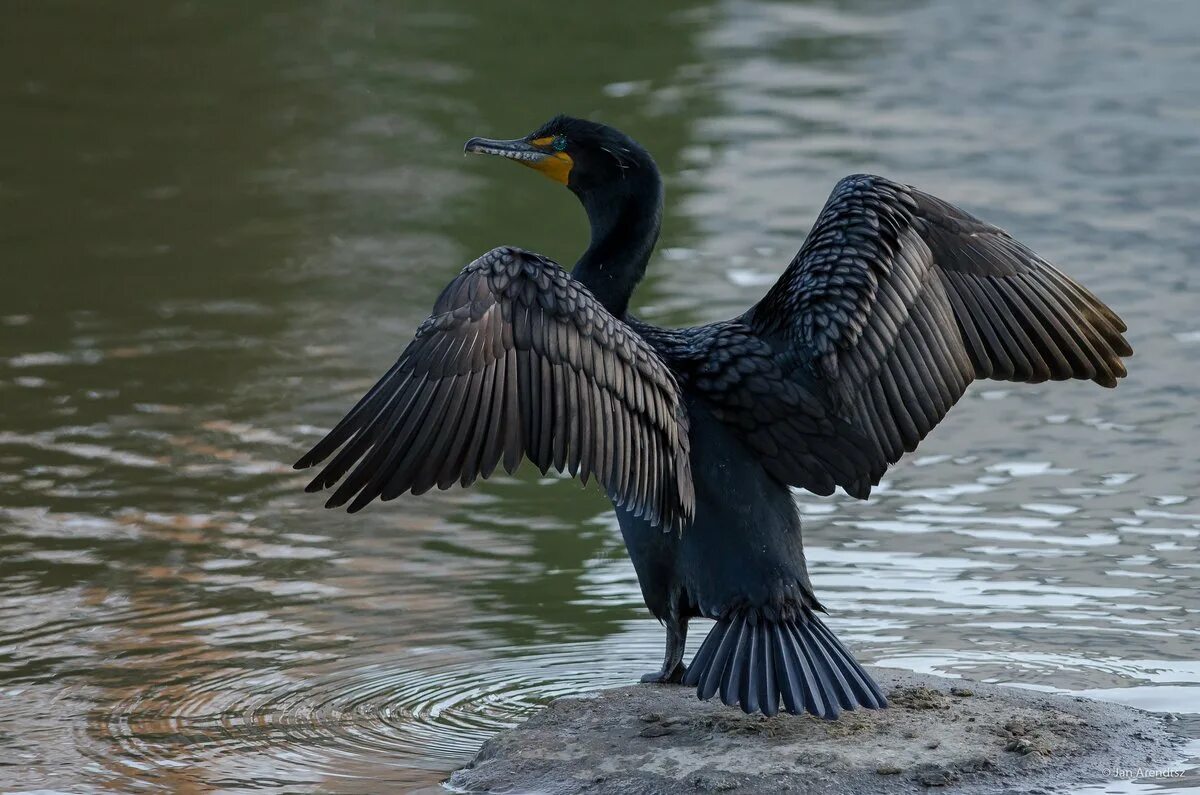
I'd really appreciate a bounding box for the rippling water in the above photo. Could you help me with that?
[2,0,1199,791]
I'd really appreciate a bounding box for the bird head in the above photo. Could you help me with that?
[464,115,655,199]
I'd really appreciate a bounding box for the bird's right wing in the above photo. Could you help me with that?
[295,246,695,532]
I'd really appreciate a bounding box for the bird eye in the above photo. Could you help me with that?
[552,136,568,152]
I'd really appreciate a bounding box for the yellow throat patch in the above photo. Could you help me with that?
[526,137,574,185]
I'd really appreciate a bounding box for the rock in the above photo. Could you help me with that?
[914,763,959,787]
[449,668,1182,794]
[1005,737,1042,756]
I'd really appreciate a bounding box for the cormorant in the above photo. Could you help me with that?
[295,115,1131,719]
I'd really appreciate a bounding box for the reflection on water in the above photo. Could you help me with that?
[2,0,1199,791]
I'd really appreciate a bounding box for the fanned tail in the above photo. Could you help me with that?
[682,608,887,719]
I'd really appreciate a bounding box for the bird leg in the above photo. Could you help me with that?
[640,615,688,684]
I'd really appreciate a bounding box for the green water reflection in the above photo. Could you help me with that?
[3,0,1199,791]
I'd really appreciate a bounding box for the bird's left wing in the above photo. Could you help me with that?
[696,174,1130,498]
[295,246,694,531]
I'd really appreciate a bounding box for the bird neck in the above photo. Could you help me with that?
[570,174,663,318]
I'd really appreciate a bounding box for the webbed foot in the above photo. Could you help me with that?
[640,661,687,685]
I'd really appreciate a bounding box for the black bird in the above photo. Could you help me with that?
[295,115,1131,719]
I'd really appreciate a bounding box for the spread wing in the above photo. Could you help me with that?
[726,174,1131,494]
[295,246,695,531]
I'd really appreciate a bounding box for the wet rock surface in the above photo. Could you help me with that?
[448,668,1182,794]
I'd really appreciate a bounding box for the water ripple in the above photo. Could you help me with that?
[86,637,666,788]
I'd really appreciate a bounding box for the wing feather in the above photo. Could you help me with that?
[296,246,694,531]
[721,173,1132,495]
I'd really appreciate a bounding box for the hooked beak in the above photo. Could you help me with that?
[464,136,546,162]
[464,135,574,185]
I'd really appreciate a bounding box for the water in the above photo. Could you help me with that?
[2,0,1199,791]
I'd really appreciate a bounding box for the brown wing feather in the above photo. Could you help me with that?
[295,246,694,531]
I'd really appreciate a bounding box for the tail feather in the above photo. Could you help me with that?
[809,617,888,710]
[741,623,763,715]
[771,622,803,714]
[760,624,780,716]
[721,619,750,707]
[791,620,840,716]
[684,608,886,719]
[688,619,721,679]
[696,616,740,700]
